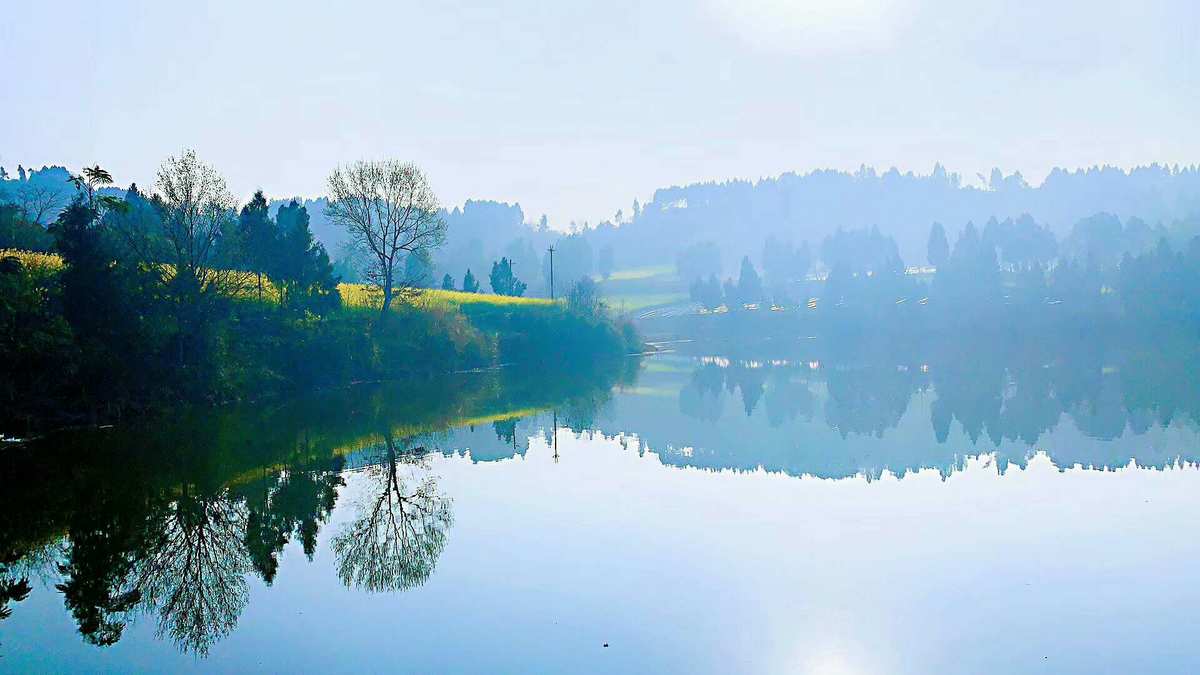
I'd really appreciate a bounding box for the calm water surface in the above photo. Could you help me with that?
[2,340,1200,673]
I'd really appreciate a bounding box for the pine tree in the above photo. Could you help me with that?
[462,268,480,293]
[927,221,949,268]
[736,256,763,305]
[489,257,527,296]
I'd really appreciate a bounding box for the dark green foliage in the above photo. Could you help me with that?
[441,273,454,290]
[464,301,638,367]
[235,190,275,300]
[0,255,75,426]
[462,268,480,293]
[274,200,340,316]
[0,204,53,251]
[489,257,526,296]
[0,165,644,432]
[52,198,175,415]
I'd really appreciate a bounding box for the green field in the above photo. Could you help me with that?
[596,264,688,313]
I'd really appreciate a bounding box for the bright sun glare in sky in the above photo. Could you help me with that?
[708,0,898,52]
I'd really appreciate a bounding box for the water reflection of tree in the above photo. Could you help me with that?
[679,362,725,422]
[824,365,915,438]
[56,487,253,655]
[2,364,626,656]
[667,330,1200,459]
[1,555,34,626]
[763,370,813,428]
[241,458,346,585]
[333,434,452,593]
[134,489,252,655]
[50,458,345,655]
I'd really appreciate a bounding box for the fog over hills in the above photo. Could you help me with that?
[6,161,1200,287]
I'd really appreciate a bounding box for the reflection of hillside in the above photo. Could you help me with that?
[589,332,1200,480]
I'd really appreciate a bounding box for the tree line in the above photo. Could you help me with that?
[681,212,1200,328]
[0,152,637,431]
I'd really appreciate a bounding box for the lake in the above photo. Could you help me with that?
[3,334,1200,673]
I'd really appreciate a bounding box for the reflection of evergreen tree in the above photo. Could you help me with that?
[55,482,163,647]
[928,344,1005,444]
[492,418,517,445]
[679,363,725,422]
[242,457,346,585]
[824,366,916,438]
[996,362,1061,445]
[725,364,768,417]
[763,370,813,428]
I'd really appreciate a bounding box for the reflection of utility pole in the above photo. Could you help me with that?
[547,245,556,300]
[552,410,559,463]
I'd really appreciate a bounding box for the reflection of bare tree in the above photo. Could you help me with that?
[130,489,251,656]
[333,436,452,593]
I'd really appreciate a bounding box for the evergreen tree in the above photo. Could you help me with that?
[689,274,723,310]
[236,190,278,300]
[927,222,949,268]
[462,268,480,293]
[275,200,340,315]
[441,273,454,290]
[736,256,764,305]
[489,257,527,296]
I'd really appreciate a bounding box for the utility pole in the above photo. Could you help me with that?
[547,244,556,300]
[552,410,559,463]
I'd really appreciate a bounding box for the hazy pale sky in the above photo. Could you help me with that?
[2,0,1197,225]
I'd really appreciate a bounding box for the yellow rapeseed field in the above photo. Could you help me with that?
[2,249,553,311]
[1,249,64,274]
[339,282,553,310]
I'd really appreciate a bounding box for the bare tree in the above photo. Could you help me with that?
[325,161,446,319]
[11,180,68,225]
[152,149,240,298]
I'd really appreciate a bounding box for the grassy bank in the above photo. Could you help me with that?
[1,249,639,432]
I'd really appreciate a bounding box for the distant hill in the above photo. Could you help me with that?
[595,164,1200,269]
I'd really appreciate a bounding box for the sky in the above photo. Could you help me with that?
[2,0,1198,227]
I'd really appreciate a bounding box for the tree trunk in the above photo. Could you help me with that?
[379,282,393,323]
